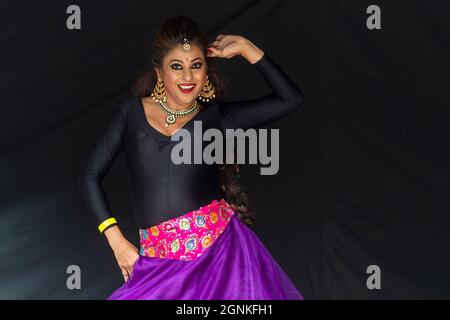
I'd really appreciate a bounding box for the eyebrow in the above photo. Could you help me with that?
[169,57,203,63]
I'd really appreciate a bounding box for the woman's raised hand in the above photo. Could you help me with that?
[207,34,247,59]
[207,34,265,64]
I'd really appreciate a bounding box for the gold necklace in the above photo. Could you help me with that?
[158,100,199,127]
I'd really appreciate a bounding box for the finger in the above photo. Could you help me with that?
[211,36,225,47]
[211,44,224,52]
[121,266,130,281]
[207,47,219,57]
[126,265,134,277]
[128,258,138,276]
[209,40,219,48]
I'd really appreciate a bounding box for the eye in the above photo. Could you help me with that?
[192,62,202,69]
[171,63,182,70]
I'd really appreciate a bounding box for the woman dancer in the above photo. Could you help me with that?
[79,15,304,300]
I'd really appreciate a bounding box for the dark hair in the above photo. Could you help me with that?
[132,15,257,226]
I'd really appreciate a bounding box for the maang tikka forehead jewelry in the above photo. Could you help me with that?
[182,35,191,52]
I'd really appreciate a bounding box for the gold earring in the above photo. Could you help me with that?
[198,76,215,102]
[151,78,167,102]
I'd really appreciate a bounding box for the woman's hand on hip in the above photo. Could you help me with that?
[104,226,140,282]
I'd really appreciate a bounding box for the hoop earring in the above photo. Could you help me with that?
[198,76,215,102]
[151,79,167,102]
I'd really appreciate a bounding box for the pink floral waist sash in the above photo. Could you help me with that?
[138,199,235,261]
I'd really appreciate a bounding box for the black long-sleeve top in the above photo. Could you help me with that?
[78,53,304,230]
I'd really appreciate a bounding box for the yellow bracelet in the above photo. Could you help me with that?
[98,217,118,234]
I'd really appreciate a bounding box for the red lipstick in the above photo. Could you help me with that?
[177,83,196,94]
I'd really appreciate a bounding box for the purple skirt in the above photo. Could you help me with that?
[107,203,303,300]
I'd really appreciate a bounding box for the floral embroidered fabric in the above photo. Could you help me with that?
[139,198,235,261]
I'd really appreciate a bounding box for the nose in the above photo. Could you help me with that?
[182,69,193,82]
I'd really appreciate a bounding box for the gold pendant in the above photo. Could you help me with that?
[166,114,176,126]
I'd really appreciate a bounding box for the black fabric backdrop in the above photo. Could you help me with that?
[0,0,449,299]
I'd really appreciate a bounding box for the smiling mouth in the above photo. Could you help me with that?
[177,83,196,93]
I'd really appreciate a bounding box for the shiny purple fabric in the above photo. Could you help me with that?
[107,215,303,300]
